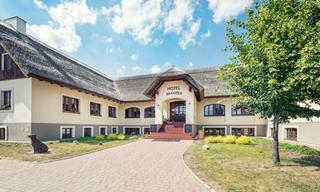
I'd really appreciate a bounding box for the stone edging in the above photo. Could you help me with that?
[182,146,216,192]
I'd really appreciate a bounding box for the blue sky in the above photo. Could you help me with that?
[0,0,253,77]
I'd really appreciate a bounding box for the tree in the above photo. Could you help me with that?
[220,0,320,165]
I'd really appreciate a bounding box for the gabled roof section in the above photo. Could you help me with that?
[143,66,205,101]
[0,22,120,101]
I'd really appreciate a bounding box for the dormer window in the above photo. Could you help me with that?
[1,53,12,71]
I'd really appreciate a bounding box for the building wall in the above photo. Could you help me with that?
[155,80,197,124]
[0,78,32,141]
[196,97,267,125]
[31,78,120,125]
[0,78,271,141]
[118,101,155,126]
[267,103,320,146]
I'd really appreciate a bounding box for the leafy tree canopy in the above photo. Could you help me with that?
[220,0,320,123]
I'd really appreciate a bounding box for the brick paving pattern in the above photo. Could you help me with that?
[0,139,208,192]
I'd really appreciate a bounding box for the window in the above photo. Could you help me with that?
[0,126,7,140]
[1,53,12,71]
[204,128,226,136]
[61,127,74,139]
[285,128,297,141]
[108,106,116,118]
[90,102,101,116]
[231,106,253,116]
[62,96,79,113]
[124,127,140,135]
[144,107,155,118]
[0,90,12,110]
[204,104,225,116]
[112,127,118,134]
[143,127,150,135]
[231,128,255,136]
[99,127,107,135]
[125,107,140,118]
[83,127,93,137]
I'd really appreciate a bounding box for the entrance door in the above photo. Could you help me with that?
[170,101,186,122]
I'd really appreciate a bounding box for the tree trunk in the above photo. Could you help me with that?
[272,114,281,166]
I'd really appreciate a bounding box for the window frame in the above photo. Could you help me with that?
[143,126,150,135]
[111,126,118,134]
[0,89,13,112]
[108,106,117,118]
[90,102,101,116]
[0,125,8,140]
[144,106,155,118]
[82,126,94,137]
[99,126,108,135]
[125,107,140,118]
[230,126,256,137]
[231,106,253,116]
[283,126,299,141]
[204,104,225,117]
[124,127,141,135]
[60,126,75,139]
[203,126,227,136]
[1,53,12,71]
[62,95,80,114]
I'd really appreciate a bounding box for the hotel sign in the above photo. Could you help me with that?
[166,86,183,96]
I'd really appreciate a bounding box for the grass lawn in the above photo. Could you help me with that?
[185,138,320,192]
[0,136,138,162]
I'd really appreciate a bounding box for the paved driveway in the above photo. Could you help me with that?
[0,139,208,192]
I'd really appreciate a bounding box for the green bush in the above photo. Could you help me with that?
[206,136,224,143]
[117,134,126,140]
[224,135,237,144]
[95,134,105,141]
[107,133,117,140]
[235,136,252,145]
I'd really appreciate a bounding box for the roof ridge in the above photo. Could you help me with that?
[115,66,219,80]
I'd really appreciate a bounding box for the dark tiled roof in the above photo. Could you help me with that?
[0,22,230,102]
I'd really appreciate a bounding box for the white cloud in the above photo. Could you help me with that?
[28,0,97,52]
[104,0,163,45]
[188,62,193,68]
[179,20,201,49]
[200,30,211,40]
[164,0,195,34]
[102,0,200,49]
[130,54,138,61]
[207,0,253,23]
[33,0,48,10]
[151,65,161,73]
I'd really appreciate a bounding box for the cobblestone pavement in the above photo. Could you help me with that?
[0,139,208,192]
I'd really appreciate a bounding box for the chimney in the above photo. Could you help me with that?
[3,16,27,34]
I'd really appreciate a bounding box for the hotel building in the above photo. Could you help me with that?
[0,17,318,146]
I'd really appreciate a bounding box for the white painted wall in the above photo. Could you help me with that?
[31,78,120,125]
[118,101,155,125]
[196,97,267,125]
[155,80,196,124]
[0,78,32,123]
